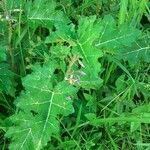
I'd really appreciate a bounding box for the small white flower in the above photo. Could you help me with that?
[6,15,10,20]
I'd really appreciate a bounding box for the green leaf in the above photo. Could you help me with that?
[132,104,150,113]
[45,22,76,45]
[6,60,78,150]
[95,15,140,50]
[94,15,150,66]
[73,16,103,89]
[95,15,149,65]
[0,15,16,97]
[86,114,150,127]
[137,81,150,100]
[117,34,150,64]
[0,22,7,62]
[0,46,6,62]
[51,45,71,59]
[5,0,24,9]
[46,16,103,89]
[84,93,97,113]
[0,63,16,97]
[27,0,69,29]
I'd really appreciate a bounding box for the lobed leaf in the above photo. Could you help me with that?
[73,16,103,88]
[27,0,69,29]
[6,60,78,150]
[117,35,150,64]
[95,15,140,49]
[46,16,103,89]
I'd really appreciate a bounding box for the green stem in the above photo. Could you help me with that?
[3,0,15,70]
[104,62,115,85]
[18,4,26,76]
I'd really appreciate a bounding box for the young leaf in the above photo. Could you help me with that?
[73,16,103,89]
[45,23,75,45]
[6,60,78,150]
[46,16,103,89]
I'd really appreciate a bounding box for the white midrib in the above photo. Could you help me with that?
[28,17,57,21]
[124,46,150,55]
[77,41,89,64]
[95,33,132,47]
[36,92,54,150]
[19,128,32,150]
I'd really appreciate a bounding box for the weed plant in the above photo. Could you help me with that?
[0,0,150,150]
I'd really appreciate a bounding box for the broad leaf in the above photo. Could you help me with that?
[73,16,103,88]
[95,15,149,65]
[95,15,140,50]
[117,34,150,64]
[27,0,69,29]
[46,16,103,89]
[45,23,76,45]
[6,60,78,150]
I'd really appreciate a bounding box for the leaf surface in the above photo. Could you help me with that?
[27,0,69,28]
[6,60,77,150]
[95,15,140,49]
[117,35,150,64]
[46,16,103,89]
[73,16,103,88]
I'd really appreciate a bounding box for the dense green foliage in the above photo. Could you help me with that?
[0,0,150,149]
